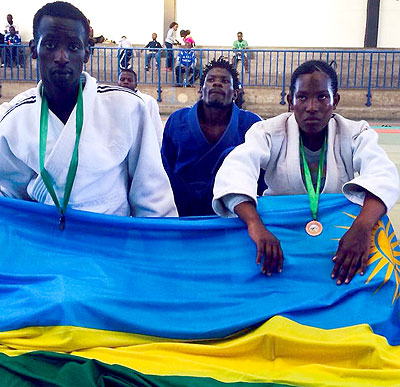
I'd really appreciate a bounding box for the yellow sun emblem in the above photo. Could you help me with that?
[336,212,400,304]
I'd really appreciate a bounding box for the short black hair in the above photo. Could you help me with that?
[200,57,239,90]
[289,60,338,96]
[119,68,137,81]
[33,1,90,43]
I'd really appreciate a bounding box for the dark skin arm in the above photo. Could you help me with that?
[332,191,386,285]
[234,201,283,275]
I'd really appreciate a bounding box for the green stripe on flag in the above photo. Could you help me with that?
[0,351,299,387]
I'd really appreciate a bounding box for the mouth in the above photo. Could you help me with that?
[209,90,225,96]
[304,117,320,123]
[52,69,73,76]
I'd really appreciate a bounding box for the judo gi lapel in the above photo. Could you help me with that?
[28,73,94,205]
[286,114,308,194]
[285,114,343,195]
[190,103,241,172]
[322,117,341,194]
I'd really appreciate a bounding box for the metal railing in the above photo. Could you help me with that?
[2,45,400,105]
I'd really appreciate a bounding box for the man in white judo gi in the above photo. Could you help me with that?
[0,2,177,227]
[117,69,164,147]
[213,60,399,285]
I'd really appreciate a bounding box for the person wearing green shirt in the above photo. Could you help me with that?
[232,32,249,72]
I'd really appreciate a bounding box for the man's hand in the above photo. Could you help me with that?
[235,201,283,275]
[331,191,386,285]
[331,222,371,285]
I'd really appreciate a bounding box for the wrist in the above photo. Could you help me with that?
[352,217,376,232]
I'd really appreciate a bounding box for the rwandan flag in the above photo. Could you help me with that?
[0,194,399,386]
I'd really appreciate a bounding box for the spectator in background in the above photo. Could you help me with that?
[232,31,249,72]
[118,35,134,69]
[144,33,162,71]
[4,14,19,34]
[4,26,24,68]
[2,13,19,66]
[180,29,195,47]
[161,57,261,216]
[175,41,196,86]
[118,69,164,147]
[165,21,179,72]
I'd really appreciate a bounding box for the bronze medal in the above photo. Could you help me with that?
[305,220,323,236]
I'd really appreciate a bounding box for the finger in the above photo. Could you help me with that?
[337,255,354,285]
[271,243,283,273]
[269,244,279,274]
[256,241,264,265]
[261,248,269,275]
[344,256,361,284]
[277,244,284,273]
[359,249,370,276]
[262,244,273,276]
[331,251,344,278]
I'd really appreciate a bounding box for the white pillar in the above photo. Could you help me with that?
[164,0,177,43]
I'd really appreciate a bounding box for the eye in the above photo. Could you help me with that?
[44,41,56,49]
[207,77,214,83]
[70,43,80,51]
[318,94,327,100]
[222,79,230,84]
[297,95,306,101]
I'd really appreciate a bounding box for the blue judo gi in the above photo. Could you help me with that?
[161,101,261,216]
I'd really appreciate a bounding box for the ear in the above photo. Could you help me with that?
[233,89,238,101]
[31,40,37,59]
[84,45,90,63]
[333,93,340,110]
[287,94,293,111]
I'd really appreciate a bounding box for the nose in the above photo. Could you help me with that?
[54,49,69,65]
[306,97,318,112]
[212,79,222,87]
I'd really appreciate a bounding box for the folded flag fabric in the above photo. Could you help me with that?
[0,194,399,386]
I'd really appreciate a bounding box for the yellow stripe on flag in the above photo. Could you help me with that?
[0,316,399,387]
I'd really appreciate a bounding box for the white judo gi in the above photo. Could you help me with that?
[0,72,177,217]
[213,112,399,217]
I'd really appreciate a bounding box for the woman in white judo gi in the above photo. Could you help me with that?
[213,60,399,286]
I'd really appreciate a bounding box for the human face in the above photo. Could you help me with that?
[237,33,243,41]
[7,15,12,24]
[118,71,137,91]
[152,33,157,40]
[288,71,339,136]
[173,24,178,31]
[33,16,89,93]
[201,67,236,109]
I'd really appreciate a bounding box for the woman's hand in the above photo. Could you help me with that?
[331,222,371,285]
[235,201,283,275]
[331,191,386,285]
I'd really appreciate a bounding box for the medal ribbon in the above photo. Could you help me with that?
[39,81,84,230]
[299,133,327,221]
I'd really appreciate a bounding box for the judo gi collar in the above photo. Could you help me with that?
[300,133,327,236]
[39,81,84,231]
